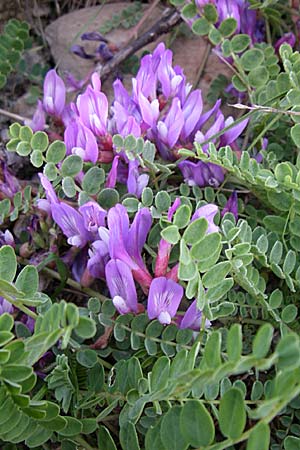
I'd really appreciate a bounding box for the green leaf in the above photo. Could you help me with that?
[202,261,231,288]
[120,422,140,450]
[181,3,197,19]
[97,425,118,450]
[75,316,96,339]
[16,141,31,156]
[19,125,33,142]
[9,122,21,138]
[44,162,58,181]
[155,191,171,212]
[240,48,264,70]
[0,246,17,282]
[206,278,233,302]
[145,419,165,450]
[62,176,77,198]
[46,140,66,164]
[180,400,215,446]
[231,34,250,53]
[291,123,300,147]
[61,154,82,177]
[248,67,269,88]
[141,187,153,207]
[209,27,222,45]
[76,349,97,368]
[252,324,273,358]
[204,4,218,23]
[161,225,180,245]
[59,417,83,437]
[173,205,191,229]
[150,356,170,392]
[219,388,246,439]
[192,17,210,35]
[31,131,49,152]
[15,265,38,296]
[276,335,300,370]
[283,250,296,274]
[247,422,270,450]
[97,188,119,209]
[161,406,188,450]
[182,217,208,245]
[191,232,221,261]
[82,167,105,194]
[219,18,237,37]
[30,149,44,167]
[281,304,298,323]
[227,324,242,361]
[284,436,300,450]
[203,331,221,368]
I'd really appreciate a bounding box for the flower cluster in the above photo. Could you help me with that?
[34,43,248,195]
[38,163,229,328]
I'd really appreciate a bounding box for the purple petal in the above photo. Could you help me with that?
[81,31,108,42]
[39,173,59,204]
[0,297,14,315]
[167,198,181,221]
[220,117,248,147]
[105,258,138,314]
[51,202,90,247]
[106,155,120,188]
[79,201,107,233]
[88,240,110,279]
[43,69,66,116]
[191,203,219,234]
[107,204,134,267]
[127,207,152,270]
[181,90,203,141]
[221,191,238,221]
[147,277,183,324]
[179,300,211,331]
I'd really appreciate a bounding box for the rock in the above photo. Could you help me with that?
[45,4,163,80]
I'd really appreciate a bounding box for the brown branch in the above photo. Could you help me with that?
[96,8,182,81]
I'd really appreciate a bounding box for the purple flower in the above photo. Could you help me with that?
[43,69,66,116]
[178,160,225,188]
[274,32,296,53]
[77,74,108,137]
[0,230,15,247]
[136,88,159,129]
[221,191,238,221]
[191,203,219,233]
[147,277,183,325]
[88,239,110,279]
[179,300,211,331]
[107,204,152,288]
[71,45,95,60]
[157,49,183,99]
[64,121,99,163]
[0,162,20,199]
[156,98,184,149]
[127,160,149,198]
[81,31,108,42]
[79,201,107,234]
[51,202,91,247]
[0,297,13,315]
[106,155,120,188]
[219,117,248,147]
[26,100,46,132]
[105,259,138,314]
[180,90,203,141]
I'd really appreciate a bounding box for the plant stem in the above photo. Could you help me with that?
[41,266,110,303]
